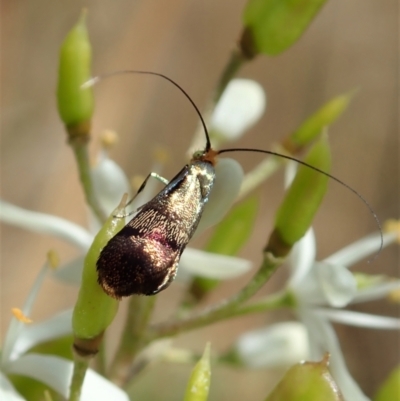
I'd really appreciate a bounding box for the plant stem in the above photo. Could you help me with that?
[69,138,107,223]
[147,252,285,340]
[69,357,89,401]
[109,295,156,386]
[213,47,246,104]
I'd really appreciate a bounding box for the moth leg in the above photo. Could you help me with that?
[126,172,169,207]
[114,172,169,218]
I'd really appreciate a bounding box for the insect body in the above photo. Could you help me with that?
[97,150,217,298]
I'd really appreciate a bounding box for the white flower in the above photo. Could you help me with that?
[289,227,400,401]
[0,258,128,401]
[210,79,266,141]
[236,322,309,368]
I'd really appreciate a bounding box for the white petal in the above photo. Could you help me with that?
[352,280,400,303]
[197,158,243,233]
[298,310,370,401]
[179,247,252,279]
[0,200,92,251]
[91,154,131,216]
[52,256,85,284]
[7,354,129,401]
[288,228,316,288]
[316,262,357,307]
[2,262,48,366]
[11,310,73,360]
[236,322,309,368]
[210,79,266,140]
[284,161,298,188]
[315,308,400,329]
[0,373,26,401]
[324,231,397,267]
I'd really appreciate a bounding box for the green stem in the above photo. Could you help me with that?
[96,342,107,376]
[123,291,292,392]
[147,252,285,340]
[69,357,89,401]
[109,295,156,386]
[70,140,107,223]
[213,47,246,104]
[235,290,296,316]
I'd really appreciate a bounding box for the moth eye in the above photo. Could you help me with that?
[193,150,204,159]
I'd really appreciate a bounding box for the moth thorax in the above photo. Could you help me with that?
[192,160,215,201]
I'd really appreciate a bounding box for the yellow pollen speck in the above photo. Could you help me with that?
[383,219,400,244]
[47,249,60,269]
[12,308,33,323]
[153,146,169,164]
[101,130,118,150]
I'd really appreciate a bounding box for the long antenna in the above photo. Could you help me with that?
[83,70,212,151]
[219,147,383,259]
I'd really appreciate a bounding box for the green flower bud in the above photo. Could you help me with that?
[283,90,356,153]
[57,10,94,132]
[264,356,343,401]
[183,343,211,401]
[267,134,331,256]
[241,0,328,57]
[72,196,127,355]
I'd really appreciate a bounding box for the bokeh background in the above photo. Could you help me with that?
[1,1,398,400]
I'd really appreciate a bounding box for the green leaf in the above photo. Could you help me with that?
[264,357,344,401]
[243,0,328,56]
[183,343,211,401]
[374,366,400,401]
[206,195,259,256]
[57,10,94,128]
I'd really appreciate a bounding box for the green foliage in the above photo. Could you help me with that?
[285,90,355,153]
[243,0,328,55]
[275,134,331,246]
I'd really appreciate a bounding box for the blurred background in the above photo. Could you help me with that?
[1,1,398,399]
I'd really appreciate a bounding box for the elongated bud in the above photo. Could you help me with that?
[240,0,328,58]
[264,356,344,401]
[72,195,127,357]
[57,10,94,140]
[183,343,211,401]
[283,90,356,153]
[266,135,331,257]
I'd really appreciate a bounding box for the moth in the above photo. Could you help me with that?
[96,71,380,299]
[97,147,217,298]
